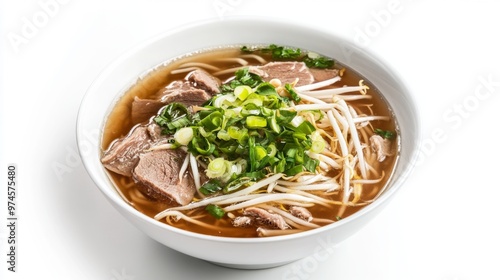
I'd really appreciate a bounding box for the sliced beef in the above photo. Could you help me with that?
[309,68,339,82]
[249,61,314,87]
[103,70,222,206]
[159,80,189,94]
[232,216,254,227]
[370,134,394,162]
[289,206,313,222]
[158,81,212,107]
[187,69,221,95]
[133,149,195,206]
[242,207,289,230]
[131,70,220,124]
[146,122,164,142]
[131,96,165,124]
[101,125,153,176]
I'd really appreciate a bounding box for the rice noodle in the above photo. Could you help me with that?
[257,228,303,237]
[213,66,245,76]
[215,57,249,65]
[170,67,201,75]
[240,54,267,64]
[179,62,220,71]
[162,210,226,231]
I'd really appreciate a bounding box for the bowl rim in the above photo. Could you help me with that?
[76,16,422,244]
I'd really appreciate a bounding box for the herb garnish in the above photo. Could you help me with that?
[205,204,225,219]
[374,128,396,139]
[240,44,334,69]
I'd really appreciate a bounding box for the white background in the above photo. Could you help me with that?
[1,0,499,279]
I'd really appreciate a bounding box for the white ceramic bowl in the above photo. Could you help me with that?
[77,18,420,269]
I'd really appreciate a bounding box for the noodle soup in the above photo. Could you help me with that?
[101,45,399,238]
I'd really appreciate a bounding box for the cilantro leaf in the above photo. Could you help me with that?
[303,56,334,69]
[374,128,396,139]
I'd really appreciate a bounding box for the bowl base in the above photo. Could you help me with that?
[207,259,296,270]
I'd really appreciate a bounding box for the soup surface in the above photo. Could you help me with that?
[101,45,399,237]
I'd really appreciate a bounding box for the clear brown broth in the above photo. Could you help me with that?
[102,47,398,237]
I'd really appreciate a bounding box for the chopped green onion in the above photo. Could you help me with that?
[255,145,267,160]
[286,147,297,159]
[223,177,252,194]
[248,136,257,171]
[294,149,305,164]
[255,82,278,96]
[246,116,267,129]
[240,170,265,181]
[274,157,286,173]
[263,95,283,109]
[174,127,194,146]
[303,155,319,173]
[227,126,248,144]
[217,129,231,141]
[191,136,215,155]
[232,158,248,175]
[266,143,277,157]
[241,103,262,116]
[167,116,190,131]
[199,180,223,195]
[290,115,305,127]
[206,157,228,178]
[259,107,273,117]
[309,131,326,153]
[234,85,253,101]
[199,111,223,132]
[277,110,297,125]
[285,83,301,102]
[302,110,324,121]
[294,121,316,135]
[268,114,281,133]
[227,126,242,139]
[205,204,225,219]
[154,103,191,134]
[292,132,307,141]
[285,165,304,176]
[198,127,213,139]
[310,140,325,154]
